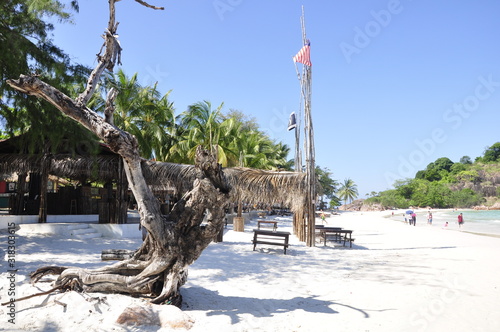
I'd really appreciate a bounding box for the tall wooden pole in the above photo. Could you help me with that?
[299,7,316,247]
[294,116,302,173]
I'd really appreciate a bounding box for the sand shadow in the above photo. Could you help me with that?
[181,286,369,324]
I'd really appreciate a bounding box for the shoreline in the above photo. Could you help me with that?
[371,208,500,237]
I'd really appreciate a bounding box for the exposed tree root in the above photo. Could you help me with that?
[27,148,229,307]
[1,286,63,306]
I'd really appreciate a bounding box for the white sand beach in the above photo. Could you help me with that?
[1,211,500,332]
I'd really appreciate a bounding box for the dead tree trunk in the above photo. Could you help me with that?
[7,0,230,307]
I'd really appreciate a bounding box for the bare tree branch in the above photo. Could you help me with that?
[135,0,165,10]
[76,0,121,107]
[105,87,118,125]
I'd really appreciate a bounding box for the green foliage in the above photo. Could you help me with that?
[423,168,442,181]
[429,157,454,172]
[328,197,341,209]
[482,142,500,163]
[407,179,430,207]
[315,166,338,197]
[455,170,479,183]
[450,162,467,174]
[315,166,339,207]
[221,110,259,132]
[449,188,483,208]
[92,69,177,160]
[88,71,294,169]
[0,0,93,153]
[460,156,472,164]
[415,157,455,182]
[338,178,358,205]
[394,179,413,199]
[365,189,408,209]
[380,167,486,208]
[415,170,426,180]
[425,182,453,207]
[376,145,500,208]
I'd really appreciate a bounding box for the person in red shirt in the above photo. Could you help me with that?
[458,213,464,228]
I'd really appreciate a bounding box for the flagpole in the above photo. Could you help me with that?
[293,62,303,173]
[294,5,316,247]
[294,113,302,172]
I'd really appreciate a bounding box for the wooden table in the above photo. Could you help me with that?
[252,229,290,254]
[258,220,278,231]
[319,227,353,248]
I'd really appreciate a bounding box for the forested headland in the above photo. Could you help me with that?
[362,143,500,210]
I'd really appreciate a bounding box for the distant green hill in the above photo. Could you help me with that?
[363,143,500,210]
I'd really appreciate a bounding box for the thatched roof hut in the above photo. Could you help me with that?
[0,136,309,220]
[145,162,307,212]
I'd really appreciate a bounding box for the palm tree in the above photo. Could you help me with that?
[266,141,291,170]
[93,70,177,160]
[338,178,358,205]
[171,101,229,164]
[316,166,339,208]
[132,86,177,161]
[231,129,290,170]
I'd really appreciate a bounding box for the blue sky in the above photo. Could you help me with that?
[49,0,500,199]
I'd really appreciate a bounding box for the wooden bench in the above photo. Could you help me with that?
[317,226,341,243]
[258,220,278,231]
[319,227,354,248]
[252,229,290,254]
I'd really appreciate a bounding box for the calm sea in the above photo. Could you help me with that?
[423,210,500,236]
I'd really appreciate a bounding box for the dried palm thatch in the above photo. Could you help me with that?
[224,167,307,211]
[143,161,308,212]
[0,153,119,183]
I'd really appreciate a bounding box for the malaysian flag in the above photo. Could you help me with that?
[293,40,311,67]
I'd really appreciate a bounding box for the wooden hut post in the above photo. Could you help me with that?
[116,158,128,224]
[293,208,306,242]
[233,194,244,232]
[38,155,50,223]
[12,172,27,215]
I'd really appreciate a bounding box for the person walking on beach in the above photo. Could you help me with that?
[411,212,417,226]
[427,212,433,225]
[458,213,464,228]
